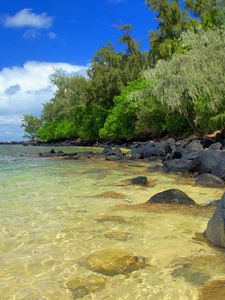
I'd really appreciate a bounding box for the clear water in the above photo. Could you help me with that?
[0,145,225,300]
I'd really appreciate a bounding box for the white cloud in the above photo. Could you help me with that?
[48,32,57,40]
[0,61,88,141]
[3,8,53,29]
[23,29,41,39]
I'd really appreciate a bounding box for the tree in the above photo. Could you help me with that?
[21,114,41,140]
[185,0,225,28]
[141,27,225,132]
[145,0,191,64]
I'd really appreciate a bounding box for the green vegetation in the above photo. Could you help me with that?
[22,1,225,142]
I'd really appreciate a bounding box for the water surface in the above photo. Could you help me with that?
[0,145,225,299]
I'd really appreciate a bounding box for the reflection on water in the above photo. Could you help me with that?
[0,145,225,299]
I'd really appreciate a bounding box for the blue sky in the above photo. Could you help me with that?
[0,0,157,141]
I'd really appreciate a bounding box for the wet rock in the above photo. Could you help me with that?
[147,189,196,205]
[199,150,225,180]
[208,142,222,151]
[102,146,124,160]
[80,249,148,276]
[185,139,203,151]
[65,274,106,299]
[131,176,148,186]
[163,158,198,174]
[205,192,225,248]
[195,173,224,188]
[49,149,55,154]
[204,199,221,208]
[198,280,225,300]
[131,141,170,159]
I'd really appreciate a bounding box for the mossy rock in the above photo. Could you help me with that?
[80,249,148,276]
[198,280,225,300]
[65,274,106,299]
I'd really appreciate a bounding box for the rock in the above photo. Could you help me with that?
[198,280,225,300]
[195,173,224,188]
[102,146,124,160]
[65,274,106,299]
[80,249,148,276]
[131,141,170,159]
[104,230,129,241]
[205,192,225,248]
[163,158,198,174]
[49,149,55,154]
[185,139,203,151]
[204,199,221,208]
[57,150,64,154]
[147,189,196,205]
[95,215,127,223]
[131,176,148,186]
[199,150,225,180]
[208,142,222,151]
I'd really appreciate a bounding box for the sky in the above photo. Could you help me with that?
[0,0,157,141]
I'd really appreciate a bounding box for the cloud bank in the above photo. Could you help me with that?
[0,61,87,141]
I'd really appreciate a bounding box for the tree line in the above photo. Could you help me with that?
[22,0,225,142]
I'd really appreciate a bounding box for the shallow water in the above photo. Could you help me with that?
[0,145,225,300]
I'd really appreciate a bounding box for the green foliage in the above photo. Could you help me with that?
[21,114,41,140]
[142,27,225,132]
[185,0,225,28]
[146,0,191,63]
[99,79,147,140]
[209,114,225,131]
[100,78,191,140]
[37,120,77,142]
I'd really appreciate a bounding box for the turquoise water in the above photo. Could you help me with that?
[0,145,225,300]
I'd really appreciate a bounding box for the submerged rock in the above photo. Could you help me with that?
[104,230,129,241]
[195,173,224,188]
[95,215,127,223]
[131,176,148,186]
[65,274,106,299]
[147,189,196,205]
[80,249,148,276]
[205,192,225,248]
[198,280,225,300]
[172,255,225,288]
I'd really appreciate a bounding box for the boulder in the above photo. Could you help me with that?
[131,141,170,159]
[147,189,196,205]
[185,139,203,151]
[80,249,148,276]
[163,158,198,174]
[195,173,224,188]
[208,142,222,151]
[199,150,225,180]
[131,176,148,186]
[102,146,123,160]
[205,192,225,248]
